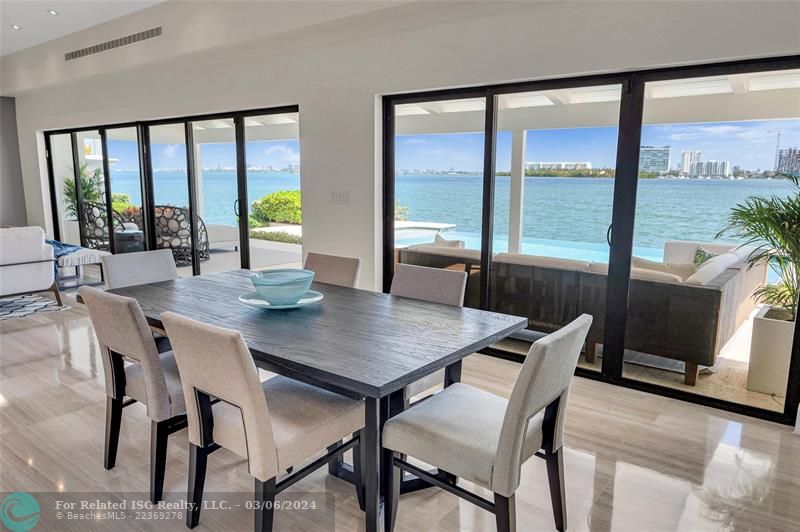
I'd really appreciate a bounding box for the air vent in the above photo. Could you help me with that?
[65,27,162,61]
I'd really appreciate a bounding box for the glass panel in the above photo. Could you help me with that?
[149,123,195,274]
[244,112,302,271]
[191,118,242,273]
[490,85,622,369]
[393,97,486,309]
[625,68,800,411]
[50,134,81,245]
[74,130,109,251]
[106,127,145,254]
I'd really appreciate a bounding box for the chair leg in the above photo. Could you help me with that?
[104,396,123,470]
[327,440,343,475]
[584,342,597,364]
[50,281,63,306]
[187,444,209,529]
[494,493,516,532]
[545,448,567,532]
[254,478,277,532]
[150,420,169,503]
[382,451,399,532]
[353,431,366,512]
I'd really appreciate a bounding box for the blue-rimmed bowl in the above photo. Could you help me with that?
[250,269,314,306]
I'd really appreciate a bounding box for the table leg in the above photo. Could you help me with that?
[363,397,383,532]
[445,360,462,387]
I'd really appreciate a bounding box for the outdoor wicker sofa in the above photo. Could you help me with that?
[399,240,768,385]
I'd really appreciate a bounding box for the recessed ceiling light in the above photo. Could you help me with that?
[11,24,22,30]
[47,9,59,16]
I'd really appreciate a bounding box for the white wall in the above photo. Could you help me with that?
[6,1,800,289]
[0,97,26,226]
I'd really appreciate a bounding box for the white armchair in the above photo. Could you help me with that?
[0,227,62,305]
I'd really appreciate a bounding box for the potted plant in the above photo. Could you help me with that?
[62,163,104,218]
[718,172,799,396]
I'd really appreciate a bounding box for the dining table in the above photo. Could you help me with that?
[108,269,528,532]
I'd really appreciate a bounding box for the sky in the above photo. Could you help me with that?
[104,118,800,173]
[395,118,800,172]
[106,139,300,171]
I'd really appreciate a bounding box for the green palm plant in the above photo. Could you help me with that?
[62,164,104,219]
[718,173,800,319]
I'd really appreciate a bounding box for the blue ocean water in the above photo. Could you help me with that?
[396,175,794,263]
[110,170,300,225]
[109,169,793,265]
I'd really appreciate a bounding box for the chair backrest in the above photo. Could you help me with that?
[492,314,592,496]
[102,249,178,290]
[161,311,278,482]
[390,263,467,307]
[78,286,172,421]
[304,252,362,288]
[0,226,47,265]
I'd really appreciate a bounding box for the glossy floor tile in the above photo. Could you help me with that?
[1,292,799,531]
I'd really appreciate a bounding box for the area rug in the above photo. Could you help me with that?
[0,295,68,321]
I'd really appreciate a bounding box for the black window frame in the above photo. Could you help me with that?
[382,54,800,425]
[43,104,300,273]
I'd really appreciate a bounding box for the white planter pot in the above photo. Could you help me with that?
[747,306,793,397]
[63,219,81,245]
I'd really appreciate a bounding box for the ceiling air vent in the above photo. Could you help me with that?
[65,26,162,61]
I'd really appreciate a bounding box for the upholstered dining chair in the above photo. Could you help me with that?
[390,263,468,402]
[160,311,366,532]
[304,252,362,288]
[101,249,178,290]
[382,314,593,532]
[78,286,187,503]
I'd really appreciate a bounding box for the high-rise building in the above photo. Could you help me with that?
[777,147,800,175]
[689,160,730,177]
[680,151,701,174]
[525,161,592,171]
[639,146,671,174]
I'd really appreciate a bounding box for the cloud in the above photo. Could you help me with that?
[264,144,300,164]
[162,144,179,158]
[663,124,779,142]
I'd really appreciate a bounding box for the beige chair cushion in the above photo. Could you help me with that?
[383,383,544,491]
[125,351,185,415]
[212,375,364,472]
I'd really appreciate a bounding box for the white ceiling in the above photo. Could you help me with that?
[0,0,165,56]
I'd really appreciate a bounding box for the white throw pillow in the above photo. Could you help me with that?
[434,234,464,248]
[685,252,740,285]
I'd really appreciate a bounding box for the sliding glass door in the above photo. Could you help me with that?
[147,123,196,275]
[105,127,146,254]
[622,69,800,412]
[489,85,623,372]
[391,94,487,309]
[383,56,800,425]
[244,111,303,271]
[45,106,302,280]
[189,117,243,274]
[49,133,81,245]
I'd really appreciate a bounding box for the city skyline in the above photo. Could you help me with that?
[396,118,800,173]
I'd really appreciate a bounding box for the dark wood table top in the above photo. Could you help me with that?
[109,269,527,398]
